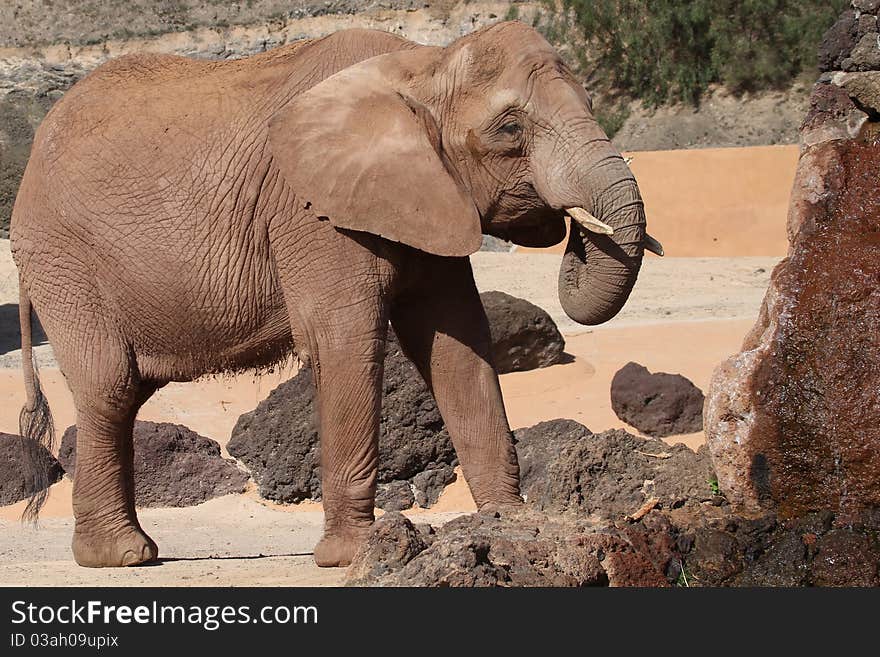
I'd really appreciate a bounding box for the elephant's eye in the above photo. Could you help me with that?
[498,121,522,137]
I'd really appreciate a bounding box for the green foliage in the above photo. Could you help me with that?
[504,4,520,22]
[675,560,691,587]
[542,0,848,106]
[594,105,630,138]
[708,477,721,496]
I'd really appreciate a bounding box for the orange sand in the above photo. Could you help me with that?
[520,145,798,258]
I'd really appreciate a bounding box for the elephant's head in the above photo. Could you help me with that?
[268,22,661,325]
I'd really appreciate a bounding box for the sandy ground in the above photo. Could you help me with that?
[0,144,789,585]
[521,145,799,258]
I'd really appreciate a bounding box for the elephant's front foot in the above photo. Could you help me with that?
[314,526,372,568]
[72,522,159,568]
[468,468,524,515]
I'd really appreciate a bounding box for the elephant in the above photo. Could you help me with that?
[11,22,660,568]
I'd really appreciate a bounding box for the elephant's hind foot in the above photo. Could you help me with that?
[314,528,370,568]
[72,524,159,568]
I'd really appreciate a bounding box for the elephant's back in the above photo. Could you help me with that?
[26,29,419,178]
[13,28,421,238]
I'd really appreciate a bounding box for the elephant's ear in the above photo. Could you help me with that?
[267,67,482,257]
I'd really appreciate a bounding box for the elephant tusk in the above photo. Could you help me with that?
[566,207,614,236]
[644,233,664,257]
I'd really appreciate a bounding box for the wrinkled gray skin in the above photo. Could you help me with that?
[11,22,646,568]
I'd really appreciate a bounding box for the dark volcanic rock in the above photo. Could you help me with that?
[346,512,429,584]
[819,2,880,73]
[375,481,414,512]
[59,422,248,507]
[835,70,880,116]
[479,235,512,252]
[706,124,880,518]
[610,362,705,437]
[677,508,880,587]
[228,334,456,505]
[0,433,63,505]
[819,10,859,72]
[811,528,880,586]
[846,32,880,72]
[346,509,671,587]
[480,291,565,373]
[800,82,868,147]
[411,466,456,508]
[515,419,717,518]
[226,370,320,503]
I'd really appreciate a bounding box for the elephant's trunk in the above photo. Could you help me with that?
[557,157,646,326]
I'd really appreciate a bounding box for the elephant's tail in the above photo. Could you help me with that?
[18,286,55,523]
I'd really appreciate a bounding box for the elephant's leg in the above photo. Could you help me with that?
[310,324,387,567]
[390,258,521,510]
[67,348,158,567]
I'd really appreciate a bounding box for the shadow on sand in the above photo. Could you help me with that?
[149,552,314,566]
[0,303,47,356]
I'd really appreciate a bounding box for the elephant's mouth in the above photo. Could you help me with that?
[488,206,567,248]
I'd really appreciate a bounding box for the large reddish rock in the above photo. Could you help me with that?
[705,81,880,516]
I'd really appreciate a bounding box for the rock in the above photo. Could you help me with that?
[834,70,880,114]
[345,508,671,587]
[610,362,705,437]
[514,419,717,518]
[853,0,880,14]
[227,333,457,505]
[479,235,512,252]
[225,369,321,503]
[845,32,880,71]
[346,423,880,586]
[411,466,456,508]
[346,512,429,585]
[811,528,880,586]
[705,115,880,516]
[800,82,868,147]
[677,508,880,587]
[59,422,248,507]
[375,481,414,512]
[0,433,64,505]
[819,10,859,72]
[480,291,565,373]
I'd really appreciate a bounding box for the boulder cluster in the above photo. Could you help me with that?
[348,418,880,587]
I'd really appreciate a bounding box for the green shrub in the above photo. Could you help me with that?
[594,105,630,138]
[541,0,848,106]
